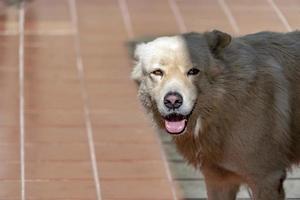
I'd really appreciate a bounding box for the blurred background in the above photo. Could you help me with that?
[0,0,299,199]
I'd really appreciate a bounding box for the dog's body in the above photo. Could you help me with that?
[131,30,300,200]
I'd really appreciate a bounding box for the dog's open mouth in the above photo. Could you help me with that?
[164,113,188,135]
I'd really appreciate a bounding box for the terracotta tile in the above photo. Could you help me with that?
[99,160,168,180]
[86,81,137,96]
[79,34,128,45]
[24,49,76,70]
[226,0,286,34]
[0,110,19,126]
[127,0,179,36]
[0,89,18,112]
[0,144,19,161]
[26,143,90,161]
[0,33,19,174]
[24,67,78,81]
[26,161,93,180]
[101,179,174,199]
[24,35,75,49]
[0,36,19,68]
[0,127,19,143]
[175,0,234,34]
[76,0,128,40]
[26,199,94,200]
[25,0,72,33]
[0,66,17,76]
[26,127,87,143]
[89,102,143,117]
[0,162,19,180]
[24,37,76,69]
[25,94,83,110]
[274,0,300,6]
[24,37,75,61]
[92,126,156,144]
[24,81,83,110]
[81,44,129,59]
[0,69,19,87]
[0,181,20,199]
[87,83,140,110]
[25,56,77,71]
[25,110,85,127]
[78,25,127,41]
[88,104,142,117]
[26,180,97,199]
[83,59,133,79]
[95,143,162,161]
[90,109,149,127]
[274,0,300,30]
[25,52,76,72]
[0,82,19,110]
[83,58,133,81]
[81,54,130,69]
[24,35,78,81]
[0,6,19,33]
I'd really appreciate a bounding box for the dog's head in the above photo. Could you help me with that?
[131,30,231,135]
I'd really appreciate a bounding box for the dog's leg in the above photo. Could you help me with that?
[205,181,239,200]
[249,170,286,200]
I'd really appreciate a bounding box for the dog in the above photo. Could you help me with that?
[130,30,300,200]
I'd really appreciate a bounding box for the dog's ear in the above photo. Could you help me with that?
[127,41,139,60]
[204,30,231,56]
[131,43,146,84]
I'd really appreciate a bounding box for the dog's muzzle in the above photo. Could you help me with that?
[164,113,187,134]
[161,91,195,135]
[162,92,186,134]
[163,92,183,110]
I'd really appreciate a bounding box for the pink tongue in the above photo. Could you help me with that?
[165,119,186,134]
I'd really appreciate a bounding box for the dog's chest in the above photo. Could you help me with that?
[173,130,225,168]
[173,135,204,167]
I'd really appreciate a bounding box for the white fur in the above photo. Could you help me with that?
[132,36,198,134]
[132,36,187,75]
[157,77,196,116]
[194,116,202,137]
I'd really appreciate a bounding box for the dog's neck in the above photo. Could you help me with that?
[171,93,240,168]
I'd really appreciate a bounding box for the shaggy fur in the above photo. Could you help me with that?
[131,30,300,200]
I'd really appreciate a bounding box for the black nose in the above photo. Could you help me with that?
[164,92,183,110]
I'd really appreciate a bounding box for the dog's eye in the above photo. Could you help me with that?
[151,69,164,76]
[187,68,200,76]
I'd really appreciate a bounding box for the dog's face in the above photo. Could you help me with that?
[132,36,199,134]
[131,31,231,135]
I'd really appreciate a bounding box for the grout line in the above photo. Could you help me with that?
[118,1,179,199]
[68,0,102,200]
[217,0,240,35]
[168,0,187,33]
[118,0,134,39]
[0,30,76,36]
[18,1,26,200]
[266,0,292,31]
[154,132,179,200]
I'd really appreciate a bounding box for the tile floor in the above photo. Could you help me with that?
[0,0,299,199]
